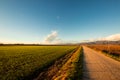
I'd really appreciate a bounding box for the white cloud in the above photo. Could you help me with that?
[43,32,120,44]
[80,33,120,43]
[99,34,120,41]
[43,31,62,44]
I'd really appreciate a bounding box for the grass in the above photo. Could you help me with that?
[52,46,83,80]
[74,47,83,80]
[87,44,120,61]
[0,46,77,80]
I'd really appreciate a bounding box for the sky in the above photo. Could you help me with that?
[0,0,120,44]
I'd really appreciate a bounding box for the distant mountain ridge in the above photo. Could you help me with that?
[81,40,120,45]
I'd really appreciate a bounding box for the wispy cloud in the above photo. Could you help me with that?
[43,31,62,44]
[99,34,120,41]
[80,33,120,43]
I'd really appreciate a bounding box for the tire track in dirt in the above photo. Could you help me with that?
[83,46,120,80]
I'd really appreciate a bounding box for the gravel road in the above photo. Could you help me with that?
[83,46,120,80]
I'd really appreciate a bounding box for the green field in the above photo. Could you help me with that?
[0,46,77,80]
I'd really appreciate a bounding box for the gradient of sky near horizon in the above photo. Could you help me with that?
[0,0,120,43]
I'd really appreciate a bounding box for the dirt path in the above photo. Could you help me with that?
[83,46,120,80]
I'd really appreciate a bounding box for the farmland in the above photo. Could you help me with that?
[0,46,77,80]
[87,44,120,61]
[0,44,120,80]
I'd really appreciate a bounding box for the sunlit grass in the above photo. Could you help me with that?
[0,46,77,80]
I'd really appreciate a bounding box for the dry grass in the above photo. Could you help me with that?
[87,44,120,61]
[52,47,83,80]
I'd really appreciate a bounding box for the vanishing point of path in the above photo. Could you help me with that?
[83,46,120,80]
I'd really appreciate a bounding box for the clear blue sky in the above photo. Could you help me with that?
[0,0,120,43]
